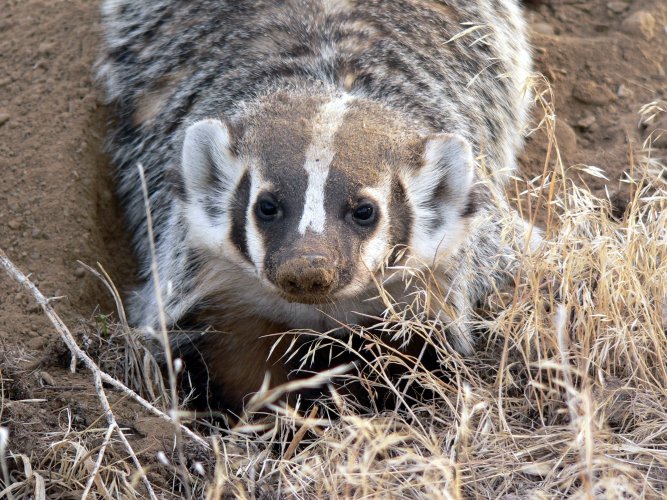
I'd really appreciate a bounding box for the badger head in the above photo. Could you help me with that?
[177,92,476,305]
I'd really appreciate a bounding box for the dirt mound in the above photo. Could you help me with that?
[520,0,666,199]
[0,1,135,353]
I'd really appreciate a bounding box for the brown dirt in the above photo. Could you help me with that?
[519,0,666,199]
[0,0,665,491]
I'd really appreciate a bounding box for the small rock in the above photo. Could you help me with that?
[37,42,56,55]
[572,81,616,106]
[577,115,597,130]
[621,11,656,40]
[38,371,56,386]
[532,22,555,36]
[74,267,86,279]
[606,1,629,14]
[7,218,22,230]
[31,228,41,238]
[616,84,633,99]
[0,112,10,127]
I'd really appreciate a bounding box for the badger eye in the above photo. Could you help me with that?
[352,202,376,226]
[256,197,281,221]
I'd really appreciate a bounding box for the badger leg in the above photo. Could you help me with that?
[171,317,292,415]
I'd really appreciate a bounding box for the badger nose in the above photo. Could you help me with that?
[304,254,327,266]
[276,254,339,297]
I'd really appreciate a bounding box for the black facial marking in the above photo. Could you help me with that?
[230,171,251,262]
[165,165,188,201]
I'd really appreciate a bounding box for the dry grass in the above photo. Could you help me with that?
[1,86,666,499]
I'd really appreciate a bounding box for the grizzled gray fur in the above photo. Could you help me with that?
[98,0,537,412]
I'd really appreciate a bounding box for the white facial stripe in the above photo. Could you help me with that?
[360,185,391,271]
[299,163,328,234]
[245,171,267,272]
[298,93,354,235]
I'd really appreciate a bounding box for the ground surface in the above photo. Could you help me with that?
[0,0,665,497]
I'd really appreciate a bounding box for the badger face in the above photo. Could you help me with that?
[178,92,475,305]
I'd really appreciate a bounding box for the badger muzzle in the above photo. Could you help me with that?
[270,251,341,303]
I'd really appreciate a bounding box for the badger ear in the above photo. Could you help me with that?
[407,133,475,263]
[179,119,244,251]
[181,118,239,197]
[420,133,474,206]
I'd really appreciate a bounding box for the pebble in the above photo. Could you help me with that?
[616,84,633,99]
[606,1,629,14]
[7,218,22,230]
[621,11,656,40]
[532,22,555,36]
[572,81,616,106]
[577,115,597,130]
[38,371,56,386]
[31,228,41,239]
[0,112,10,127]
[37,42,56,55]
[74,267,86,278]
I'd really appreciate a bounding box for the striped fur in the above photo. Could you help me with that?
[98,0,537,412]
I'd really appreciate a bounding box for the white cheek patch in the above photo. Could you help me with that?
[183,200,225,250]
[414,216,468,267]
[360,185,391,272]
[298,93,355,235]
[245,171,268,273]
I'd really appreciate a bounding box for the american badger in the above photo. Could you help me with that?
[99,0,535,412]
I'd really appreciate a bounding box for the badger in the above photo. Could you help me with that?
[98,0,536,413]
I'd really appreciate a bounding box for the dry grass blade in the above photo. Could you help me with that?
[0,248,160,499]
[81,422,115,499]
[0,247,208,449]
[283,405,319,461]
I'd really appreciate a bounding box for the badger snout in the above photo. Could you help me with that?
[274,254,340,301]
